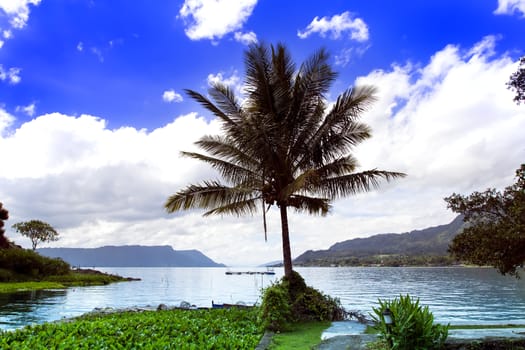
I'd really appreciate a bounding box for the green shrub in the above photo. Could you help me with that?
[371,294,449,350]
[0,248,70,280]
[258,281,292,331]
[259,270,345,331]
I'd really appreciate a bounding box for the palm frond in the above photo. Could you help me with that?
[164,181,257,213]
[288,195,331,215]
[316,170,406,199]
[184,89,238,128]
[181,151,260,186]
[193,135,259,169]
[203,197,260,217]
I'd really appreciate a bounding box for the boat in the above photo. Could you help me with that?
[225,267,275,275]
[211,300,253,309]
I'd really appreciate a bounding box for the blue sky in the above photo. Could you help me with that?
[0,0,524,266]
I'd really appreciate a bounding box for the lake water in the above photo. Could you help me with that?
[1,267,525,331]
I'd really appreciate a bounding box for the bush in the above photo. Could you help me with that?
[259,270,345,331]
[0,248,70,281]
[371,294,449,350]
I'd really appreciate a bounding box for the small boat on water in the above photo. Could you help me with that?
[225,267,276,275]
[211,300,253,309]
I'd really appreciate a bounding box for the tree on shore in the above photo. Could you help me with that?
[507,55,525,105]
[12,220,60,250]
[165,43,405,277]
[0,202,9,249]
[445,164,525,277]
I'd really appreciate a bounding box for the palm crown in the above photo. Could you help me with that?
[165,43,405,276]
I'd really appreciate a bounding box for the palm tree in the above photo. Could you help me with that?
[165,43,405,277]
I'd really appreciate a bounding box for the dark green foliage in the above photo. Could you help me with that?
[0,308,261,349]
[445,164,525,277]
[258,280,291,331]
[12,220,59,251]
[0,202,9,249]
[259,270,345,331]
[371,294,449,350]
[507,56,525,105]
[0,248,70,281]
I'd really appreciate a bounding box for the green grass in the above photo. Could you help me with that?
[268,321,331,350]
[0,281,65,293]
[0,307,262,349]
[0,271,134,293]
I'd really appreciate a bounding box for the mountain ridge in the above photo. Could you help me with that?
[293,216,465,266]
[37,245,225,267]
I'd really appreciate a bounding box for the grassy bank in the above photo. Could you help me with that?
[268,321,331,350]
[0,307,262,349]
[0,269,137,293]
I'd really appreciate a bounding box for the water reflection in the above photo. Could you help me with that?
[0,289,67,329]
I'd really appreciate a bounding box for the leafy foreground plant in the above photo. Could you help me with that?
[370,294,449,350]
[259,271,345,331]
[0,308,262,349]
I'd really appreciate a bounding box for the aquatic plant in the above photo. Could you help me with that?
[0,308,261,349]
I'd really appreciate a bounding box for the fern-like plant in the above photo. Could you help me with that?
[371,294,449,350]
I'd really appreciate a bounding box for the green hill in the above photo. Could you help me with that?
[293,216,465,267]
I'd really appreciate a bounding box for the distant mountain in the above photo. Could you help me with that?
[294,216,465,266]
[38,245,225,267]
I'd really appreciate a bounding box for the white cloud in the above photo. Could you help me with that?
[1,37,524,266]
[179,0,258,41]
[0,107,15,135]
[15,102,36,116]
[494,0,525,16]
[0,65,22,84]
[77,41,83,52]
[0,0,41,29]
[207,71,245,100]
[298,11,369,42]
[207,71,240,87]
[162,89,183,103]
[334,44,370,67]
[234,31,257,45]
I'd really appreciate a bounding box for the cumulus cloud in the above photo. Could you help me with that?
[234,31,257,45]
[494,0,525,16]
[298,11,369,42]
[15,102,36,116]
[1,37,524,266]
[207,71,245,99]
[162,89,183,103]
[0,0,41,29]
[0,107,15,135]
[179,0,258,41]
[76,41,83,52]
[207,71,240,87]
[0,65,21,84]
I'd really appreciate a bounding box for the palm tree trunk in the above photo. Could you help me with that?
[279,205,293,277]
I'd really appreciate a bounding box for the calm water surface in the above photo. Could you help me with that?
[1,267,525,330]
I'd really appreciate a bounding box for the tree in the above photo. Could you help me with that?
[165,43,405,277]
[12,220,60,250]
[445,164,525,277]
[507,55,525,105]
[0,202,9,249]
